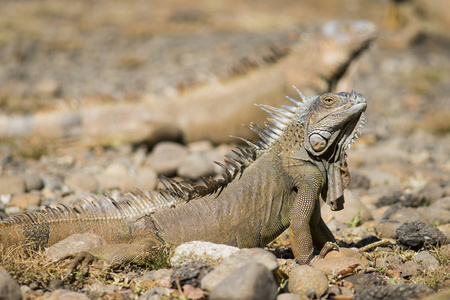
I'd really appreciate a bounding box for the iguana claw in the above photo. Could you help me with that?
[310,241,339,263]
[61,252,98,280]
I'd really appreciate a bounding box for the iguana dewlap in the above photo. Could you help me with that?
[0,89,366,265]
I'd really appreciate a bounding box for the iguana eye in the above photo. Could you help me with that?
[323,97,334,105]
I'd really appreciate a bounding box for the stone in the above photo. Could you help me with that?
[201,248,278,291]
[416,207,450,226]
[276,293,305,300]
[413,251,440,271]
[209,262,277,300]
[44,233,107,262]
[365,171,401,189]
[0,176,26,195]
[396,220,447,250]
[321,189,373,224]
[8,193,41,211]
[0,269,21,300]
[181,284,204,300]
[375,256,402,269]
[431,197,450,210]
[376,220,401,239]
[65,172,99,193]
[171,261,213,288]
[354,283,432,300]
[23,173,44,191]
[343,274,386,291]
[178,152,216,179]
[45,289,90,300]
[324,248,370,265]
[139,286,172,300]
[171,241,239,268]
[421,287,450,300]
[148,142,188,176]
[142,269,173,288]
[310,256,368,277]
[132,167,158,191]
[385,207,424,223]
[288,265,328,297]
[347,172,371,190]
[397,261,423,278]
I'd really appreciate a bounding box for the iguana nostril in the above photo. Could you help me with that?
[310,134,327,151]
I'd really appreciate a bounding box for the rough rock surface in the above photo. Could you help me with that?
[201,248,278,291]
[209,262,278,300]
[0,269,22,300]
[396,221,448,250]
[288,265,328,297]
[170,241,240,268]
[354,283,432,300]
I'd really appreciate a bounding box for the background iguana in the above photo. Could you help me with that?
[0,89,366,266]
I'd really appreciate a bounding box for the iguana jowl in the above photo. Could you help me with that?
[0,89,366,265]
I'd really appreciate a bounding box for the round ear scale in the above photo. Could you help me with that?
[309,134,327,152]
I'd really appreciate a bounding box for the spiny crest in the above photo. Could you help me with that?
[239,86,310,151]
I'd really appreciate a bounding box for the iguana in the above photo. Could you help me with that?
[0,89,366,267]
[0,20,375,146]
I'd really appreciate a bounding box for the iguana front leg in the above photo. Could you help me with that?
[289,164,336,264]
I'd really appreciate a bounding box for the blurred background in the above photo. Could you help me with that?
[0,0,449,186]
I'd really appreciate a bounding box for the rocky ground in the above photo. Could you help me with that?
[1,0,450,300]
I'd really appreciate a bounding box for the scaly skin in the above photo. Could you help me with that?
[0,90,367,266]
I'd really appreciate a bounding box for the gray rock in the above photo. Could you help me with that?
[375,256,402,269]
[397,261,423,278]
[97,163,131,191]
[375,220,401,239]
[41,174,64,191]
[343,274,387,291]
[65,172,99,192]
[44,289,90,300]
[430,197,450,210]
[209,262,277,300]
[44,233,107,262]
[148,142,188,176]
[0,269,21,300]
[396,220,447,250]
[347,172,371,190]
[132,167,158,191]
[384,207,424,223]
[288,265,328,297]
[416,206,450,225]
[142,269,173,288]
[201,248,278,291]
[354,283,432,300]
[8,193,41,211]
[365,171,401,189]
[178,152,216,179]
[0,176,26,195]
[139,287,171,300]
[413,251,440,271]
[171,261,213,288]
[23,173,43,191]
[276,293,304,300]
[171,241,239,268]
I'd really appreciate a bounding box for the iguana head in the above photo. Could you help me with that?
[243,89,366,211]
[302,90,366,210]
